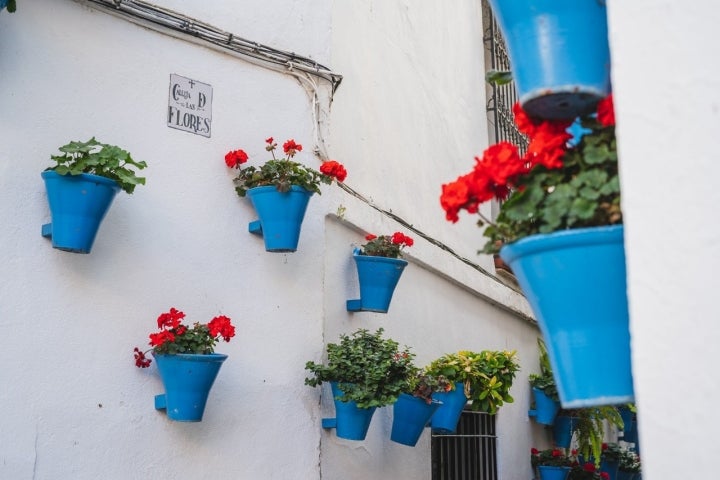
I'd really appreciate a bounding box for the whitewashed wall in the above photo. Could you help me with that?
[609,1,720,479]
[0,1,541,479]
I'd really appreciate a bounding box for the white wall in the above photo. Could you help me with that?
[608,1,720,478]
[0,1,541,479]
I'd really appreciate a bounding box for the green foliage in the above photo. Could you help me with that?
[600,442,624,464]
[481,116,621,254]
[48,137,147,194]
[618,448,641,473]
[528,337,559,402]
[425,349,520,414]
[3,0,16,12]
[485,69,513,86]
[304,328,416,409]
[531,448,574,468]
[405,370,453,404]
[233,159,332,197]
[153,323,216,355]
[572,406,624,465]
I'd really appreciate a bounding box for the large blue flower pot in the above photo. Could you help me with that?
[324,382,377,440]
[390,393,441,447]
[529,387,560,425]
[153,353,227,422]
[41,171,120,253]
[552,415,576,448]
[486,0,610,120]
[538,466,571,480]
[347,249,408,313]
[246,185,312,252]
[430,382,467,434]
[500,226,634,408]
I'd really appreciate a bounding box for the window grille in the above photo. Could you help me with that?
[431,410,498,480]
[483,0,528,155]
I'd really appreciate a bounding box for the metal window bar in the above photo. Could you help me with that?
[482,0,528,155]
[431,410,498,480]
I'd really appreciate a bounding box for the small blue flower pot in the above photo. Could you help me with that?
[347,249,408,313]
[538,465,571,480]
[529,387,560,425]
[430,382,467,434]
[153,353,228,422]
[41,171,120,253]
[552,415,576,448]
[390,393,441,447]
[246,185,312,252]
[323,383,377,440]
[486,0,611,120]
[500,226,634,408]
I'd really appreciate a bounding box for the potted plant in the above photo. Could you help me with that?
[528,338,560,425]
[440,95,632,408]
[485,0,610,120]
[390,369,451,447]
[1,0,16,12]
[42,137,147,253]
[617,449,641,480]
[346,231,414,313]
[224,137,346,252]
[599,443,623,480]
[133,307,235,422]
[531,447,576,480]
[425,349,520,433]
[304,328,415,440]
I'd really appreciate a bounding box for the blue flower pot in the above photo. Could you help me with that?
[390,393,441,447]
[529,387,560,425]
[486,0,611,120]
[246,185,312,252]
[347,249,408,313]
[623,420,640,451]
[552,415,576,448]
[328,383,377,440]
[617,471,638,480]
[538,466,571,480]
[601,459,619,480]
[430,382,467,434]
[153,353,227,422]
[500,226,634,408]
[41,171,120,253]
[618,406,635,437]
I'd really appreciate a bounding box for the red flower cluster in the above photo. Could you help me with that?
[208,315,235,342]
[319,160,347,182]
[225,149,249,168]
[391,231,414,247]
[133,347,151,368]
[440,97,615,223]
[282,139,302,157]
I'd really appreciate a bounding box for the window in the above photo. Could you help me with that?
[431,410,498,480]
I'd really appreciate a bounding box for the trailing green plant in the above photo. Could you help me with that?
[304,328,415,409]
[528,337,559,402]
[425,349,520,414]
[572,406,624,467]
[225,137,346,197]
[48,137,147,194]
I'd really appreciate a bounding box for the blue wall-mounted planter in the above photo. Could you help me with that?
[346,249,408,313]
[500,226,634,408]
[246,185,312,252]
[552,415,576,448]
[390,393,441,447]
[322,382,376,440]
[538,465,571,480]
[486,0,611,120]
[528,387,560,425]
[430,382,467,434]
[41,171,120,254]
[153,353,227,422]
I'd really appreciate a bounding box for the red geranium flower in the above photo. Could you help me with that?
[365,234,377,241]
[319,160,347,182]
[597,94,615,127]
[224,149,249,168]
[282,139,302,157]
[208,315,236,342]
